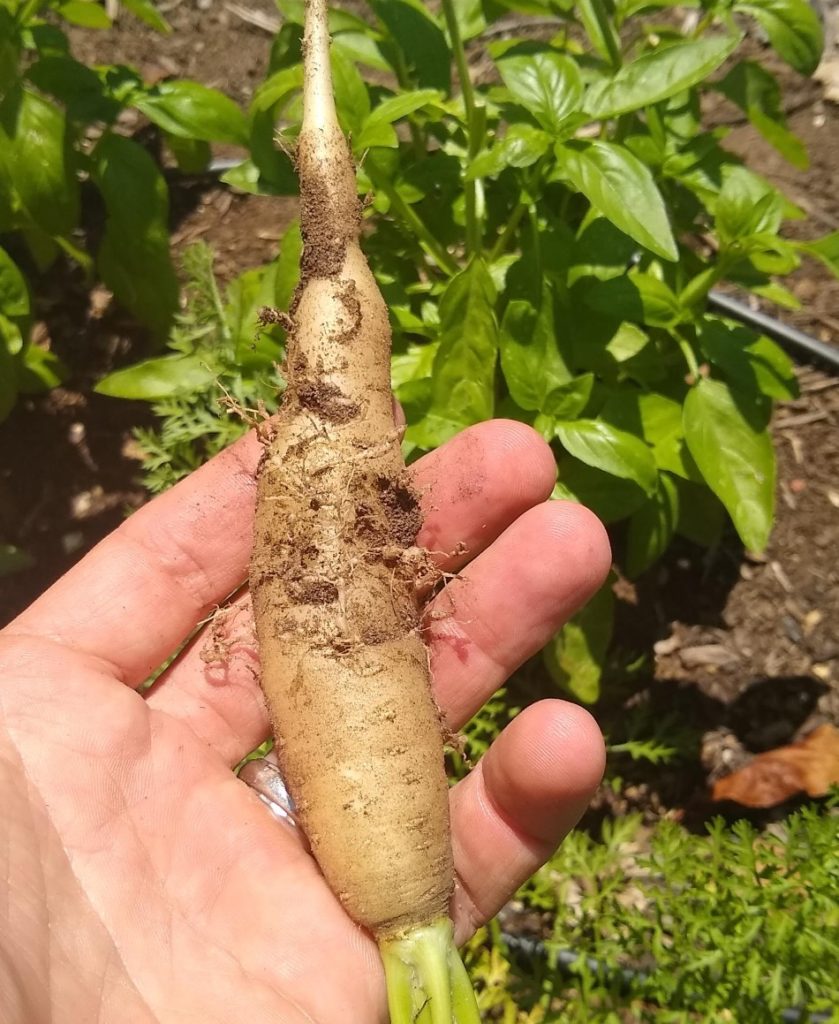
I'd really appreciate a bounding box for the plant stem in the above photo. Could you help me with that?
[675,329,700,379]
[490,201,528,261]
[440,0,482,256]
[380,918,481,1024]
[366,156,460,276]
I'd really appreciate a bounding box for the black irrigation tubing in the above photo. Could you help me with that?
[707,291,839,373]
[501,933,831,1023]
[197,157,839,375]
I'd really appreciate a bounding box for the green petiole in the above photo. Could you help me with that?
[380,918,481,1024]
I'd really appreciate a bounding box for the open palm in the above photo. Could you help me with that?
[0,420,610,1024]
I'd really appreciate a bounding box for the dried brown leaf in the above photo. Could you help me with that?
[711,724,839,808]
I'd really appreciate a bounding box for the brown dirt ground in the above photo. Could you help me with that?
[1,6,837,822]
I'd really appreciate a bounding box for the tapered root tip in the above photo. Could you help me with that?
[379,919,481,1024]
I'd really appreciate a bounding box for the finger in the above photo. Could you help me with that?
[8,419,555,687]
[146,498,609,766]
[448,700,605,943]
[427,500,612,729]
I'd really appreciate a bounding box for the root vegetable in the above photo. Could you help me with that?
[248,2,480,1021]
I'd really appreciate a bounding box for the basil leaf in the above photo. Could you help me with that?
[134,81,248,145]
[497,50,583,132]
[698,317,797,401]
[557,456,649,523]
[544,580,614,704]
[0,86,79,237]
[0,246,29,319]
[57,1,111,29]
[121,0,171,33]
[555,418,658,495]
[16,344,68,394]
[715,61,807,169]
[500,282,571,411]
[356,89,440,150]
[583,272,683,328]
[683,378,775,552]
[543,374,595,419]
[370,0,450,92]
[408,259,497,448]
[715,166,784,244]
[799,231,839,279]
[584,34,740,120]
[96,352,219,400]
[91,133,178,340]
[466,123,551,180]
[625,473,679,578]
[735,0,823,75]
[555,140,677,261]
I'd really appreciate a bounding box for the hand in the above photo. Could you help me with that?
[0,419,610,1024]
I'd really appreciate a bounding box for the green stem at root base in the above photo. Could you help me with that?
[380,918,481,1024]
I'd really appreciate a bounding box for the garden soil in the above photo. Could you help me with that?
[1,0,838,824]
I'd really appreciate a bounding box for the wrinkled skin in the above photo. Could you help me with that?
[0,419,610,1024]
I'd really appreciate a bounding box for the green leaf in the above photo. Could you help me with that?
[600,388,699,481]
[0,8,19,96]
[683,378,775,552]
[735,0,823,75]
[57,1,111,28]
[225,264,285,370]
[625,473,679,578]
[0,86,79,237]
[166,134,211,174]
[544,579,614,703]
[496,50,583,131]
[543,373,595,419]
[251,65,304,113]
[0,544,35,577]
[715,61,807,169]
[582,272,683,328]
[556,456,648,523]
[555,140,677,261]
[584,34,740,120]
[674,477,726,547]
[554,419,658,495]
[16,344,68,394]
[331,48,370,139]
[0,323,17,421]
[0,246,29,318]
[697,317,797,400]
[466,123,551,180]
[799,231,839,279]
[134,81,248,145]
[370,0,450,92]
[121,0,171,33]
[715,166,784,244]
[408,259,497,448]
[607,322,649,362]
[26,57,119,123]
[274,219,303,312]
[96,352,218,400]
[499,283,571,411]
[91,133,178,340]
[356,89,441,150]
[332,32,390,73]
[62,2,102,27]
[227,109,298,196]
[450,0,486,40]
[569,214,638,286]
[392,341,439,389]
[577,0,621,67]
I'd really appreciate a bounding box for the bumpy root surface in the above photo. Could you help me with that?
[249,0,455,942]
